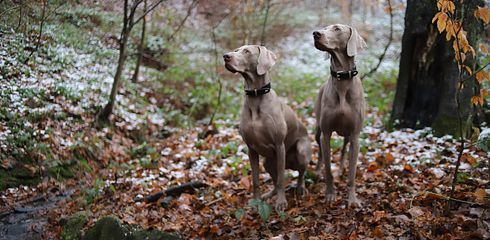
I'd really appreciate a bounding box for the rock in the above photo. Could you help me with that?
[61,211,89,240]
[83,216,129,240]
[83,216,181,240]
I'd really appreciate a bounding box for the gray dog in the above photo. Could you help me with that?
[223,45,311,211]
[313,24,367,207]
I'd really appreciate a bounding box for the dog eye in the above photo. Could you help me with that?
[243,49,250,54]
[334,27,341,32]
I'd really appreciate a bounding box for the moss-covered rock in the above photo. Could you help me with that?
[83,216,129,240]
[83,216,180,240]
[61,211,89,240]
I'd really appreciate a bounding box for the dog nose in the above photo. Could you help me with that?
[223,54,231,62]
[313,31,321,39]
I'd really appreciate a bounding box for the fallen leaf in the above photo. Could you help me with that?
[408,206,425,218]
[404,164,414,173]
[368,162,380,172]
[239,176,251,190]
[474,188,486,202]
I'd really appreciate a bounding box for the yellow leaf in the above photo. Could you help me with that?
[474,6,490,24]
[471,95,483,106]
[481,89,489,97]
[448,1,456,14]
[476,71,485,83]
[480,43,488,53]
[464,65,472,75]
[432,12,441,23]
[437,13,448,33]
[476,70,490,83]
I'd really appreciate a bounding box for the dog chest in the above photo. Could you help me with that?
[240,118,277,153]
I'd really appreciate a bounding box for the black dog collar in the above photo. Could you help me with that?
[245,82,271,97]
[331,67,358,80]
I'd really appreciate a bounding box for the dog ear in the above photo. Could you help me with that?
[347,27,367,57]
[257,46,277,75]
[324,52,330,60]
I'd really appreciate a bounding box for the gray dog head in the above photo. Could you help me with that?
[313,24,366,58]
[223,45,277,76]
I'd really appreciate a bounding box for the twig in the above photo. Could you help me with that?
[133,0,166,26]
[361,0,393,79]
[260,0,271,46]
[462,61,490,83]
[410,191,484,209]
[24,0,48,64]
[168,0,198,41]
[448,21,466,214]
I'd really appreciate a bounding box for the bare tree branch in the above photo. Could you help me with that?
[361,0,394,79]
[133,0,166,26]
[168,0,198,41]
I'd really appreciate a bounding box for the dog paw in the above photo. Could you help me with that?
[295,185,307,197]
[347,195,362,208]
[325,193,336,203]
[275,197,287,212]
[261,189,276,200]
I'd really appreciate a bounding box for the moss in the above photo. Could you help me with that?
[431,114,469,138]
[48,163,75,180]
[83,216,181,240]
[83,216,129,240]
[61,211,89,240]
[0,168,40,190]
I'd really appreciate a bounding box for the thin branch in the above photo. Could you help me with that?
[361,0,393,79]
[23,0,48,64]
[132,0,166,26]
[447,15,466,214]
[168,0,198,41]
[462,61,490,83]
[260,0,271,46]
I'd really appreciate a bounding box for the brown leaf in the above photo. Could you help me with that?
[367,162,380,172]
[239,176,251,190]
[474,188,486,202]
[373,210,386,222]
[404,164,414,173]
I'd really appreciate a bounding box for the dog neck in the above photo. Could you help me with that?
[329,51,356,73]
[241,71,271,91]
[328,50,356,108]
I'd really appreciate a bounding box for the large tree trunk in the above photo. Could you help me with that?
[390,0,484,136]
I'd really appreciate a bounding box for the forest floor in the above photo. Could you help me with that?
[1,103,489,239]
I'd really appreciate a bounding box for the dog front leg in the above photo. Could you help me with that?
[320,131,335,203]
[347,134,361,207]
[275,143,287,212]
[314,127,323,177]
[248,147,261,199]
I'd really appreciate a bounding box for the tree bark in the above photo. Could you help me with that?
[96,0,131,124]
[390,0,484,136]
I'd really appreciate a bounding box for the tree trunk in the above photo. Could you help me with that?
[390,0,484,136]
[96,0,131,124]
[132,0,147,83]
[97,31,129,124]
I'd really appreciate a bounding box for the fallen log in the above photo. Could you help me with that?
[137,181,208,203]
